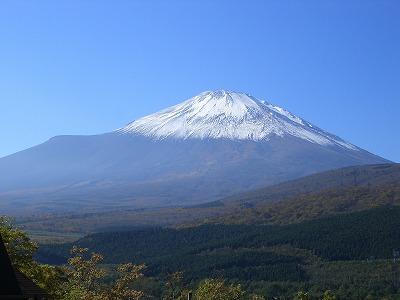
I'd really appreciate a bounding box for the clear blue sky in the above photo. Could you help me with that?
[0,0,399,161]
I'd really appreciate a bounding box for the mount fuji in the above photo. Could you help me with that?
[0,90,388,215]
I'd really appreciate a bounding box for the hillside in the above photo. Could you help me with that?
[215,163,400,225]
[220,184,400,225]
[220,163,400,206]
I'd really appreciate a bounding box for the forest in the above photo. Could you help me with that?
[32,206,400,299]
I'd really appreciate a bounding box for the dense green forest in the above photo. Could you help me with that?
[38,206,400,299]
[40,206,400,263]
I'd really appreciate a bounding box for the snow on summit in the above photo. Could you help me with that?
[117,90,358,150]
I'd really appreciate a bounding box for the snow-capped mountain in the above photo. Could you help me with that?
[118,90,356,150]
[0,90,389,215]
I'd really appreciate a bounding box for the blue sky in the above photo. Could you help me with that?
[0,0,399,161]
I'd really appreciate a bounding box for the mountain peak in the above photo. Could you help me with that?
[199,89,254,100]
[116,90,358,150]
